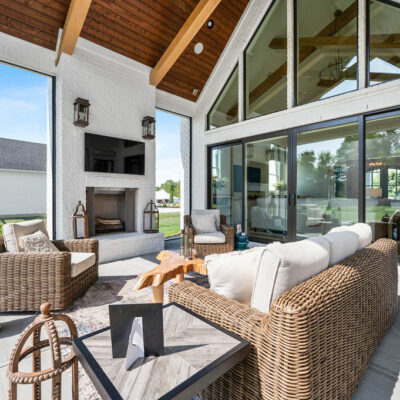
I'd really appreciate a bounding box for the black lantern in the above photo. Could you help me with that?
[73,98,90,127]
[143,200,159,233]
[142,116,156,140]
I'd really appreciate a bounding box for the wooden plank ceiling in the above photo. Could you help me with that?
[0,0,249,101]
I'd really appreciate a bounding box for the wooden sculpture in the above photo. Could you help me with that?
[7,303,78,400]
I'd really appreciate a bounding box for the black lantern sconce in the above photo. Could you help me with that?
[73,98,90,127]
[142,116,156,140]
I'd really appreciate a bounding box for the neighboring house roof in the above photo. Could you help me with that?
[0,138,46,172]
[156,189,170,200]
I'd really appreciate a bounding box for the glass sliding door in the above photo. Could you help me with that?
[210,144,243,226]
[296,122,359,239]
[245,135,288,241]
[365,114,400,248]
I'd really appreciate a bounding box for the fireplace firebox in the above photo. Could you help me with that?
[86,187,136,236]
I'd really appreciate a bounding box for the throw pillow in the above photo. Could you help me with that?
[2,219,50,252]
[206,246,270,305]
[19,230,59,253]
[191,214,217,234]
[251,237,330,313]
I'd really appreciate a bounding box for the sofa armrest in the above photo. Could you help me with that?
[0,251,72,311]
[263,238,398,400]
[53,239,98,255]
[169,281,268,341]
[169,281,270,398]
[220,223,234,245]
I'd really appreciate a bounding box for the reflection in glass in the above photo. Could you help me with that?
[366,115,400,250]
[245,0,287,119]
[246,136,288,240]
[369,0,400,86]
[210,145,243,226]
[296,123,359,239]
[297,0,357,105]
[207,65,239,129]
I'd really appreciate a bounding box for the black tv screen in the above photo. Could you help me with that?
[85,133,145,175]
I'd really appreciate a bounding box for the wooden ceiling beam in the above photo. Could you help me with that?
[149,0,222,87]
[55,0,92,66]
[270,34,400,49]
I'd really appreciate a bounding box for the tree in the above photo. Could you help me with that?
[160,180,180,202]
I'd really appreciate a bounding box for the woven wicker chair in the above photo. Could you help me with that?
[0,235,98,312]
[169,238,398,400]
[184,214,234,257]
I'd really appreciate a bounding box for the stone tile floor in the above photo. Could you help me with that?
[0,239,399,399]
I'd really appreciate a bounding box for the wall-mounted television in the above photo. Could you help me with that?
[85,133,145,175]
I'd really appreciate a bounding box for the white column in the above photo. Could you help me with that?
[287,0,295,108]
[358,0,367,89]
[238,56,244,122]
[180,117,191,228]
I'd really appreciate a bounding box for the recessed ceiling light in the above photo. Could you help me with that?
[194,42,204,54]
[193,89,199,95]
[207,19,214,29]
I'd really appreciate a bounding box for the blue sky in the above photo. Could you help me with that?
[0,63,49,144]
[155,109,181,186]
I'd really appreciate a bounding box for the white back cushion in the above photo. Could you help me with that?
[206,247,269,305]
[191,214,217,234]
[330,223,372,250]
[251,237,330,313]
[192,209,220,230]
[3,219,49,253]
[323,231,359,266]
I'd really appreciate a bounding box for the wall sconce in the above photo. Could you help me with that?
[73,98,90,127]
[142,116,156,140]
[246,143,254,158]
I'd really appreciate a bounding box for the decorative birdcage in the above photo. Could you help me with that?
[143,200,159,233]
[72,201,89,239]
[7,303,78,400]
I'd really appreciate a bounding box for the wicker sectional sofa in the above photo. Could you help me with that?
[0,235,98,312]
[168,238,398,400]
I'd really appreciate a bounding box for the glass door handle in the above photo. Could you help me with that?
[288,193,296,207]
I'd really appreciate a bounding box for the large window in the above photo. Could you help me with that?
[209,144,243,226]
[369,0,400,86]
[245,136,288,241]
[207,65,239,130]
[297,0,358,105]
[296,122,359,239]
[0,63,52,235]
[245,0,287,119]
[365,114,400,243]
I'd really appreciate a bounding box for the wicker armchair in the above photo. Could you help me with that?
[169,238,398,400]
[0,235,98,312]
[184,213,234,257]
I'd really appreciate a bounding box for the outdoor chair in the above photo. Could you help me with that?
[0,234,98,312]
[184,210,234,257]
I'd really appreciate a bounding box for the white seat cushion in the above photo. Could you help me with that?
[192,209,221,230]
[71,252,96,278]
[194,232,225,244]
[251,237,330,313]
[330,223,372,250]
[206,247,269,304]
[323,230,359,266]
[3,219,50,253]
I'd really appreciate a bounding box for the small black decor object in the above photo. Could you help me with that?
[108,303,164,359]
[142,116,156,140]
[73,97,90,127]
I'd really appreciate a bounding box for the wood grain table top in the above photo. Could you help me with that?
[134,251,207,290]
[73,303,250,400]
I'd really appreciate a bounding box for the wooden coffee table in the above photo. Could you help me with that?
[73,303,250,400]
[134,250,207,303]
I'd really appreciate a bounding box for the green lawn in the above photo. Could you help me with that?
[159,212,181,238]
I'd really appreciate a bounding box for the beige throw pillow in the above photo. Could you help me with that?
[19,231,59,253]
[191,214,217,234]
[2,219,50,252]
